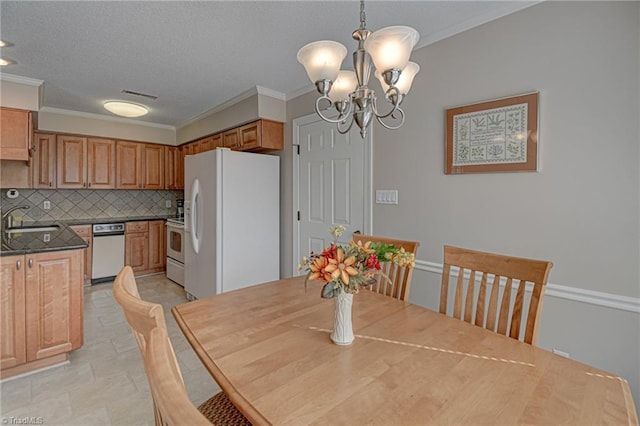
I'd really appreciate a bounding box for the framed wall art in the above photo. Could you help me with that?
[445,92,539,174]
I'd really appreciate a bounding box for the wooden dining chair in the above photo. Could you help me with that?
[352,233,420,301]
[112,266,250,426]
[145,326,237,426]
[439,245,553,345]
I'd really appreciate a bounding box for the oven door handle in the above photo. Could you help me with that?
[166,222,184,229]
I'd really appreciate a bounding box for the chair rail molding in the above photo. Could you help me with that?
[414,259,640,314]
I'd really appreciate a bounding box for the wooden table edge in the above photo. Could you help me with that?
[171,305,271,426]
[621,378,640,425]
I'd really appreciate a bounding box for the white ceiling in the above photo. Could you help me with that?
[0,1,537,128]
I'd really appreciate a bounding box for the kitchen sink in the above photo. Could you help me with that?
[4,225,60,234]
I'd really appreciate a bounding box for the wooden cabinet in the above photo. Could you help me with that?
[116,142,164,189]
[1,250,83,378]
[25,250,84,362]
[87,138,117,189]
[142,144,164,189]
[57,136,116,188]
[164,146,184,190]
[0,107,32,161]
[69,225,92,284]
[125,221,149,273]
[211,134,222,149]
[238,120,283,151]
[125,220,165,276]
[198,136,216,153]
[221,120,283,152]
[223,128,240,149]
[0,256,26,370]
[31,133,57,188]
[148,220,166,271]
[56,135,86,188]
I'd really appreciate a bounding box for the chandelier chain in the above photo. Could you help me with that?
[359,0,366,30]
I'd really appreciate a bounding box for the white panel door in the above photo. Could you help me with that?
[297,117,366,260]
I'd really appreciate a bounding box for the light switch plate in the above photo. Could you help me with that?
[165,200,172,208]
[43,200,51,210]
[375,190,398,205]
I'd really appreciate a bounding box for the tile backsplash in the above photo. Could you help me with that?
[0,188,184,223]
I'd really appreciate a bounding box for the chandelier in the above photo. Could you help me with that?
[297,0,420,138]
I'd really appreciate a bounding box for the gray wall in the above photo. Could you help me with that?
[283,1,640,410]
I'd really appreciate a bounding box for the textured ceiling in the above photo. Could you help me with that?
[0,1,537,127]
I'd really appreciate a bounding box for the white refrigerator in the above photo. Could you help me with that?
[184,148,280,299]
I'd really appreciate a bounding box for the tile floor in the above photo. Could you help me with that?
[0,274,220,425]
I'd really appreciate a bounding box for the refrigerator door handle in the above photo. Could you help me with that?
[190,178,201,254]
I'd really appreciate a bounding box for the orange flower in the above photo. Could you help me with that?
[325,248,358,285]
[308,256,333,283]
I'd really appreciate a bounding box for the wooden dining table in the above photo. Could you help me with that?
[172,276,638,425]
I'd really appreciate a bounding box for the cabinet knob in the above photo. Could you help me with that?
[28,258,33,268]
[49,182,52,187]
[16,260,21,270]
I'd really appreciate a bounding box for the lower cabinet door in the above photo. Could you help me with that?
[0,255,26,369]
[25,250,83,361]
[125,232,149,273]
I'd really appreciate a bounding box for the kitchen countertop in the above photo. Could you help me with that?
[0,215,173,256]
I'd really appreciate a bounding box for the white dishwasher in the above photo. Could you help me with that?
[91,223,125,284]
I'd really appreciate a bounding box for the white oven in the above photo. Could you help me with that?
[166,218,185,286]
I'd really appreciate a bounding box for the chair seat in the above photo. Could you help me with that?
[198,392,251,425]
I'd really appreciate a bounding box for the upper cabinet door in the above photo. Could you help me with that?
[116,141,142,189]
[164,146,184,190]
[87,138,116,189]
[223,128,240,149]
[0,108,32,161]
[31,133,57,189]
[56,135,87,188]
[142,144,164,190]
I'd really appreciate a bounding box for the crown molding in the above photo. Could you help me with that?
[256,86,286,101]
[39,106,176,130]
[0,73,44,86]
[415,1,542,49]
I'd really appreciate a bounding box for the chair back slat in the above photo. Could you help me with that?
[440,246,553,345]
[440,264,451,314]
[453,272,464,319]
[474,272,488,327]
[485,275,501,331]
[352,233,419,302]
[509,280,527,340]
[497,277,513,336]
[463,270,476,323]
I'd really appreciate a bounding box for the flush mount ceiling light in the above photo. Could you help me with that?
[104,101,149,118]
[297,0,420,138]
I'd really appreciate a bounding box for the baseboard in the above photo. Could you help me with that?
[414,260,640,314]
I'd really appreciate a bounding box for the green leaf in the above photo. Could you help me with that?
[321,282,338,299]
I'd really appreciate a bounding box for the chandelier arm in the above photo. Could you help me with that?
[375,107,406,130]
[336,116,356,134]
[370,86,402,120]
[315,96,353,124]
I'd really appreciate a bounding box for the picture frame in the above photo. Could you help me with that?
[445,92,538,174]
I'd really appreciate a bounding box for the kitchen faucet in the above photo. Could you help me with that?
[2,205,30,229]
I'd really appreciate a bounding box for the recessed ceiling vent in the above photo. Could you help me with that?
[121,89,158,100]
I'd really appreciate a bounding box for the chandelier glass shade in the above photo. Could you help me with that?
[297,0,420,138]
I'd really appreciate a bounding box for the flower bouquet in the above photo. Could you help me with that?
[298,225,415,345]
[298,225,415,298]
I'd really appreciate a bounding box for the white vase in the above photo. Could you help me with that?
[331,289,354,346]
